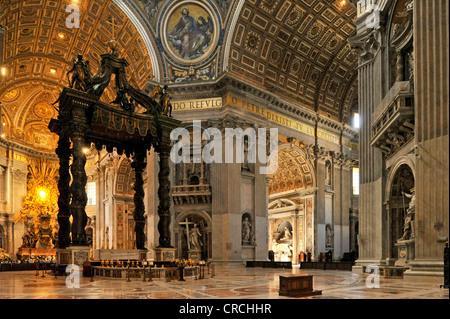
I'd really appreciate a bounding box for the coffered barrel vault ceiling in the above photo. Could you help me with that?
[0,0,359,154]
[0,0,153,152]
[227,0,358,123]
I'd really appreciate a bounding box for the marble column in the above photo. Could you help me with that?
[146,149,159,259]
[405,0,449,282]
[6,219,13,255]
[95,165,105,251]
[0,166,4,211]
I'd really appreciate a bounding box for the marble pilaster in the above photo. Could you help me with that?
[404,0,449,283]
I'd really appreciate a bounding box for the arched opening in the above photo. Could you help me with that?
[271,220,294,262]
[175,212,212,262]
[268,144,316,263]
[388,164,414,260]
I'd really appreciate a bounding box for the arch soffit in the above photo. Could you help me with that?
[174,211,212,231]
[385,155,415,200]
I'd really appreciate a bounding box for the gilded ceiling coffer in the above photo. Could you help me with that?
[49,40,181,251]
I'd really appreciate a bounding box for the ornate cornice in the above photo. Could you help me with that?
[0,137,58,161]
[150,74,359,138]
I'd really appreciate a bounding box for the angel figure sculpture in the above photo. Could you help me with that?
[66,54,92,92]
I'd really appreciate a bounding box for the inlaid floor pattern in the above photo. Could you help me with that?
[0,264,448,299]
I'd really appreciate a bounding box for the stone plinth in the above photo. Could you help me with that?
[241,246,256,262]
[154,247,176,261]
[188,249,202,262]
[57,246,90,266]
[94,249,147,261]
[395,239,415,267]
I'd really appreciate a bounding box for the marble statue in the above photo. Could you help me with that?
[325,161,331,186]
[283,227,291,240]
[105,227,110,250]
[326,224,334,247]
[400,188,415,241]
[242,217,251,243]
[190,224,203,250]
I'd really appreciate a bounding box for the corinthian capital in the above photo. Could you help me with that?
[349,30,382,64]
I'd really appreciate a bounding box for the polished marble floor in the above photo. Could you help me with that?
[0,264,448,299]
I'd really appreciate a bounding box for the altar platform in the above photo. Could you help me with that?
[246,261,292,268]
[299,261,354,271]
[94,249,147,261]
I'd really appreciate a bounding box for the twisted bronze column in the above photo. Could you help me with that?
[70,131,88,246]
[132,148,147,250]
[157,144,172,247]
[56,136,71,248]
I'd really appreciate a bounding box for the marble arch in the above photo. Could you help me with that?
[173,210,212,261]
[385,155,416,200]
[268,143,316,263]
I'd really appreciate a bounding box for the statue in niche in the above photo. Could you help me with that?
[242,216,252,244]
[105,227,110,250]
[399,187,415,241]
[325,161,331,186]
[66,54,92,91]
[326,224,334,248]
[241,137,255,172]
[189,224,203,250]
[20,221,38,249]
[283,226,292,240]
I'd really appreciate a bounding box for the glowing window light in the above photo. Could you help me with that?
[86,182,96,206]
[353,113,360,129]
[352,167,360,195]
[39,190,47,200]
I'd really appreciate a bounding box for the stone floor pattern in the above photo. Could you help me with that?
[0,264,448,299]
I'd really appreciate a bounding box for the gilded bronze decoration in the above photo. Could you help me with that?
[50,42,181,249]
[13,159,59,250]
